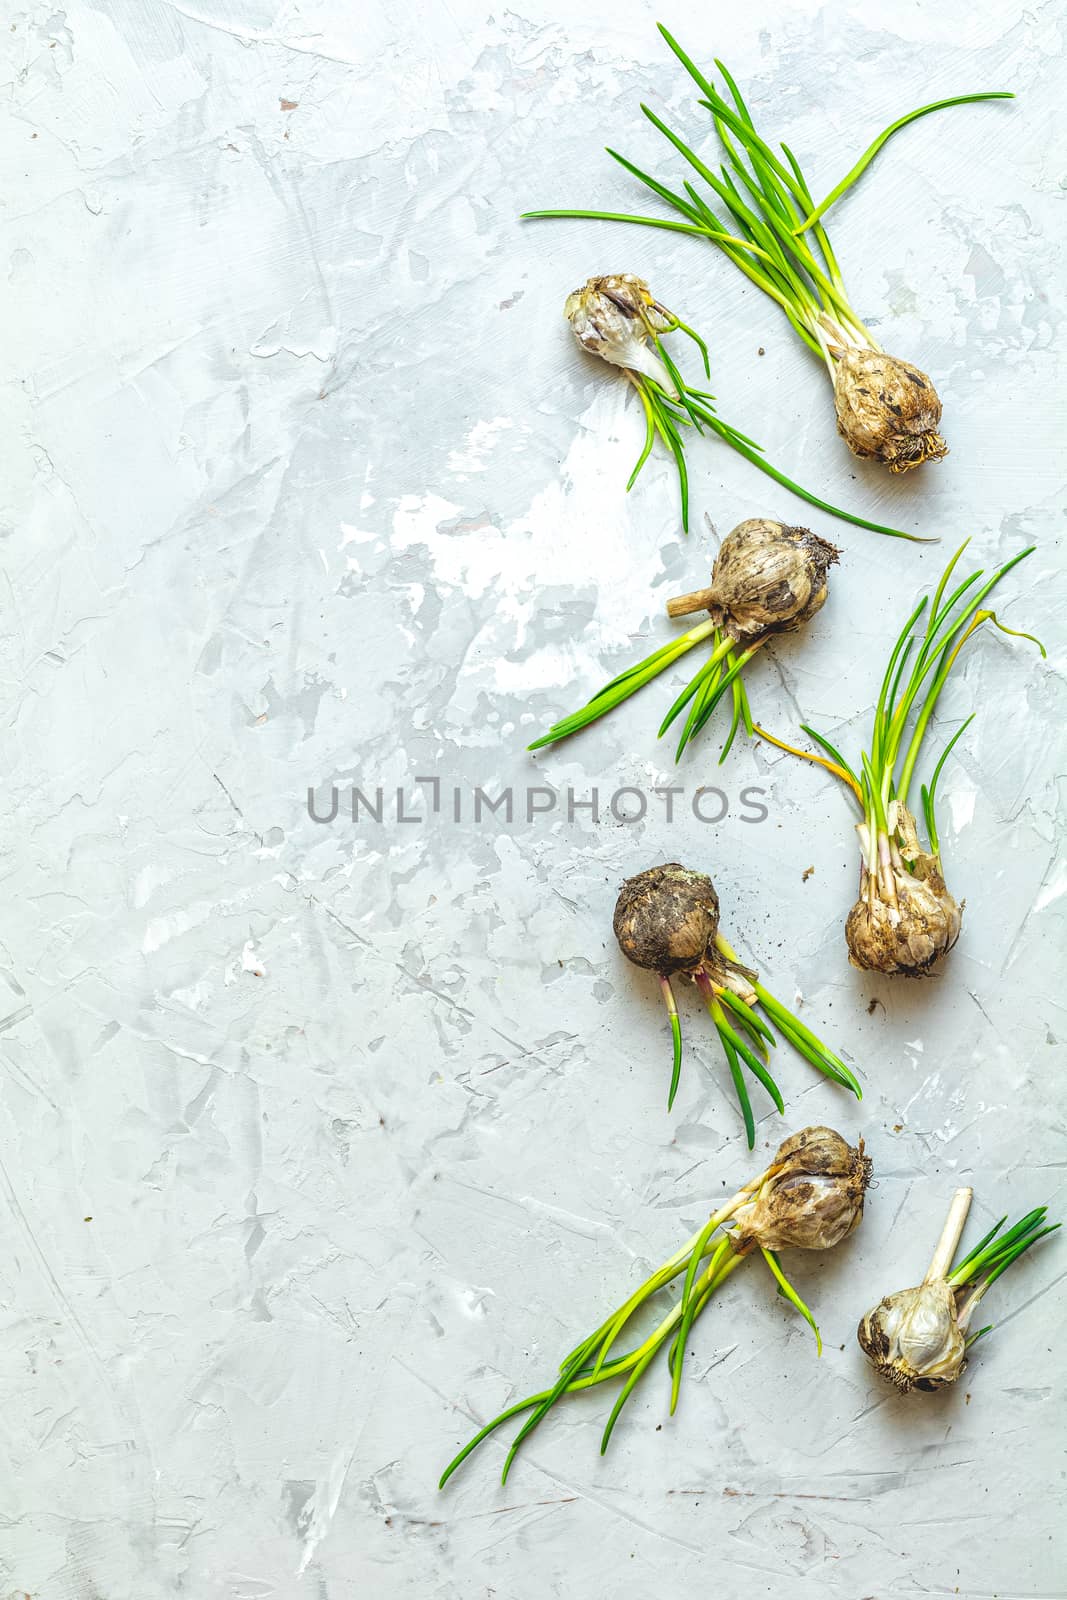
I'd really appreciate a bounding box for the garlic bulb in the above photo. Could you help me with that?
[845,807,963,975]
[613,862,719,976]
[564,273,675,391]
[858,1281,965,1392]
[666,518,839,644]
[709,518,838,642]
[734,1125,872,1254]
[855,1187,1060,1398]
[845,861,963,975]
[832,349,948,472]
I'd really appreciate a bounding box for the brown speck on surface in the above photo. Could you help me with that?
[758,346,765,355]
[84,1216,92,1222]
[867,997,885,1016]
[893,1123,903,1133]
[802,865,815,882]
[280,98,298,110]
[965,1392,972,1404]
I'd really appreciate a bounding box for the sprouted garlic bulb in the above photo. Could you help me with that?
[759,543,1044,976]
[666,517,838,643]
[858,1187,1059,1395]
[564,273,676,390]
[831,348,947,473]
[559,273,921,541]
[440,1127,871,1487]
[530,30,1012,476]
[529,519,839,765]
[860,1279,965,1393]
[733,1125,872,1253]
[612,863,860,1138]
[845,804,963,975]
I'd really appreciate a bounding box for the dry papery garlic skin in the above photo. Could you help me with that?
[845,820,963,977]
[701,519,839,643]
[666,518,839,645]
[563,272,673,389]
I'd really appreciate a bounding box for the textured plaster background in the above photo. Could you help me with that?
[1,1,1066,1596]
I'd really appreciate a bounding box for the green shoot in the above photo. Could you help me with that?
[674,945,860,1146]
[761,543,1043,870]
[438,1143,847,1485]
[528,27,1011,371]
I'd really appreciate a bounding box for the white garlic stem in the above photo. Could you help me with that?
[924,1187,973,1285]
[622,344,676,394]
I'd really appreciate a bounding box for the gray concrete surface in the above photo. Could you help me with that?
[1,1,1065,1595]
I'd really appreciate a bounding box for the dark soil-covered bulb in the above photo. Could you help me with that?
[611,868,860,1133]
[833,349,948,472]
[846,831,962,976]
[857,1282,965,1393]
[613,863,719,976]
[668,519,839,644]
[733,1125,872,1254]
